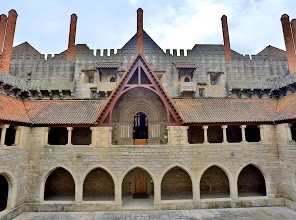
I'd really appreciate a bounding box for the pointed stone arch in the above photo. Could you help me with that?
[161,166,193,200]
[43,167,76,201]
[0,171,16,211]
[200,165,230,199]
[97,55,182,125]
[83,167,115,201]
[237,164,267,197]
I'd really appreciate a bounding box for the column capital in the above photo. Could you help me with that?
[202,125,208,129]
[240,125,246,129]
[67,127,73,131]
[1,124,10,129]
[222,125,228,129]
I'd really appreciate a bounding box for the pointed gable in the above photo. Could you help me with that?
[257,45,287,58]
[97,54,182,125]
[12,41,42,56]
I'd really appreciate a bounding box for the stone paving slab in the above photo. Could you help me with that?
[12,207,296,220]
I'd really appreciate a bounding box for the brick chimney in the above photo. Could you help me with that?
[66,13,77,61]
[281,14,296,74]
[0,14,8,53]
[0,10,17,74]
[292,19,296,54]
[221,15,232,61]
[136,8,144,54]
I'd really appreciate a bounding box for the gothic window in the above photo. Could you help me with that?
[184,77,190,82]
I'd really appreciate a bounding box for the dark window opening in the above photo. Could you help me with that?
[200,166,230,199]
[245,125,261,142]
[199,88,204,97]
[140,68,151,84]
[184,77,190,82]
[83,168,114,201]
[88,76,94,83]
[5,126,16,146]
[72,127,92,145]
[133,112,148,139]
[0,175,8,211]
[48,127,68,145]
[110,77,116,82]
[128,70,139,84]
[188,126,204,144]
[291,123,296,141]
[237,165,266,197]
[161,167,192,200]
[226,125,242,143]
[44,168,75,201]
[208,126,223,143]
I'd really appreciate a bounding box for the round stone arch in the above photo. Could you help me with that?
[40,166,78,202]
[81,165,116,201]
[236,163,268,197]
[198,164,233,199]
[0,171,17,210]
[160,164,194,200]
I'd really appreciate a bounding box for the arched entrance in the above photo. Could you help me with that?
[83,168,114,201]
[200,166,230,199]
[237,165,266,197]
[0,175,9,211]
[122,168,154,209]
[44,167,75,201]
[133,112,148,145]
[161,166,193,200]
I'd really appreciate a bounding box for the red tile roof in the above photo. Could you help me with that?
[276,93,296,121]
[24,99,106,125]
[173,98,278,124]
[0,95,30,123]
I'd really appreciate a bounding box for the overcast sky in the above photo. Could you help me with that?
[2,0,296,55]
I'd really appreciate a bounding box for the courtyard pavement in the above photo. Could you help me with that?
[12,206,296,220]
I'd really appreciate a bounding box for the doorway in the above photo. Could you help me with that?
[133,112,148,145]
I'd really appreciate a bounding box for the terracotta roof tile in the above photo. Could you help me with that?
[276,93,296,121]
[24,100,106,125]
[96,63,120,69]
[173,98,278,124]
[0,95,30,123]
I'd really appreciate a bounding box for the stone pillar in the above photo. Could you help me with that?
[240,125,246,143]
[222,125,228,143]
[67,127,73,145]
[114,182,122,206]
[221,15,232,61]
[202,125,209,144]
[0,124,9,146]
[287,123,293,141]
[259,125,264,142]
[14,126,20,146]
[153,180,161,209]
[66,13,77,61]
[44,127,49,145]
[281,14,296,74]
[0,14,8,52]
[75,181,82,203]
[0,10,17,74]
[136,8,144,54]
[292,19,296,54]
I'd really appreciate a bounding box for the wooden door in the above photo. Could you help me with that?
[134,171,147,193]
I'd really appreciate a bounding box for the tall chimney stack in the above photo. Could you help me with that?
[136,8,144,54]
[0,14,8,53]
[66,13,77,61]
[281,14,296,74]
[221,15,232,61]
[0,10,17,74]
[291,19,296,54]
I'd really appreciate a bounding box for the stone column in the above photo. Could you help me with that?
[0,124,9,146]
[75,181,82,203]
[202,125,209,144]
[222,125,228,143]
[153,180,161,209]
[259,125,264,142]
[287,123,293,141]
[114,182,122,206]
[67,127,73,145]
[44,127,50,145]
[14,126,20,146]
[240,125,246,143]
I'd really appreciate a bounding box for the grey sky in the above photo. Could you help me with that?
[2,0,296,55]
